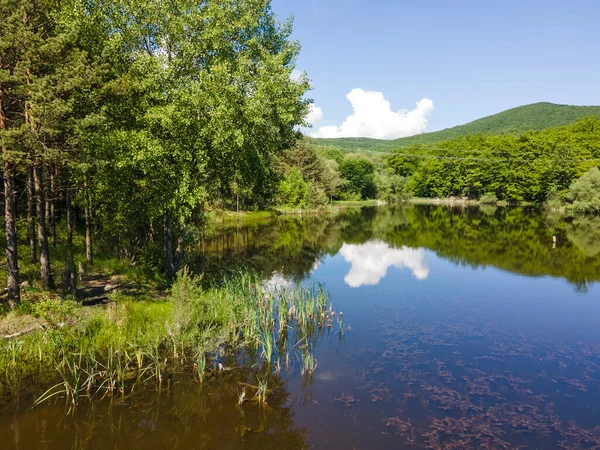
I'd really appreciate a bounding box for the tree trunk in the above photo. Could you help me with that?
[85,202,93,266]
[84,179,93,266]
[26,164,37,263]
[3,157,20,307]
[45,170,50,230]
[34,163,53,289]
[164,212,175,279]
[50,167,56,247]
[62,189,76,295]
[1,91,20,307]
[174,221,186,273]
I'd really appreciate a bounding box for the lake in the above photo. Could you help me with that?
[2,205,600,449]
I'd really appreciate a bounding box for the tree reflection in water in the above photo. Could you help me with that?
[0,368,308,450]
[194,205,600,290]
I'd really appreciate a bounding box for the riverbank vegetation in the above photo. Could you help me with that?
[0,269,342,408]
[279,118,600,212]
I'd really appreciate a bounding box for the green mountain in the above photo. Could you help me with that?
[311,102,600,152]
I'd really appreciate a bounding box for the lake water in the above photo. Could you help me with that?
[2,205,600,449]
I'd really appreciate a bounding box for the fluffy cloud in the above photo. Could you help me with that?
[340,241,429,288]
[311,89,434,140]
[306,104,324,126]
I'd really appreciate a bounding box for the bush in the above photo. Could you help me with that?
[375,172,408,203]
[480,192,498,204]
[567,167,600,214]
[543,187,565,213]
[29,298,80,323]
[278,168,308,207]
[339,155,376,199]
[305,182,328,208]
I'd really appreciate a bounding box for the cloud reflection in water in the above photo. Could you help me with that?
[340,241,429,287]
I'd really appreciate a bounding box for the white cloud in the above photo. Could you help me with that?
[306,104,324,126]
[339,241,429,288]
[311,89,434,140]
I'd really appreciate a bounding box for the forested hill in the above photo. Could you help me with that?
[311,102,600,152]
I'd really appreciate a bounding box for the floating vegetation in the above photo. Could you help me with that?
[334,392,360,408]
[339,299,600,449]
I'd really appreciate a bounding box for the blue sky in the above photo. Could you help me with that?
[270,0,600,138]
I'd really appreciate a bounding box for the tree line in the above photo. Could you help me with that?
[1,0,310,308]
[277,118,600,212]
[386,117,600,206]
[274,140,406,207]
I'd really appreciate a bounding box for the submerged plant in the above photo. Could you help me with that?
[255,376,268,405]
[195,347,207,383]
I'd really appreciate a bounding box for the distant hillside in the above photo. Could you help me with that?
[311,102,600,152]
[309,137,386,151]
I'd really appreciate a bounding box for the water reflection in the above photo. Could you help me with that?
[194,206,600,289]
[4,205,600,449]
[339,241,429,287]
[0,371,309,450]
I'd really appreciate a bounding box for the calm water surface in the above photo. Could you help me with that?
[2,205,600,449]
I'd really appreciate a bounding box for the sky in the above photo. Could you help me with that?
[270,0,600,139]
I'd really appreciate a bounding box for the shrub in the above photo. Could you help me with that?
[376,172,408,203]
[480,192,498,204]
[567,167,600,214]
[278,168,308,207]
[543,187,565,213]
[29,298,80,324]
[305,182,328,208]
[339,155,376,199]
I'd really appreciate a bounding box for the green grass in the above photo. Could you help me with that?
[333,200,381,207]
[312,102,600,152]
[207,209,279,224]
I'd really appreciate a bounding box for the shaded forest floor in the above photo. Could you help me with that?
[0,272,164,339]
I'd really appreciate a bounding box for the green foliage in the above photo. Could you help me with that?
[339,155,377,200]
[27,298,80,323]
[374,171,407,203]
[278,168,308,207]
[318,147,345,165]
[311,138,387,152]
[275,139,344,206]
[480,193,499,205]
[386,118,600,203]
[567,167,600,214]
[1,0,314,297]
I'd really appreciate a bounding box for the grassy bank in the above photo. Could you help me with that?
[205,201,381,222]
[403,197,537,208]
[333,200,383,207]
[0,269,341,409]
[206,209,279,224]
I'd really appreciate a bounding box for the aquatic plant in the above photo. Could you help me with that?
[0,269,343,410]
[194,347,206,383]
[255,376,268,405]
